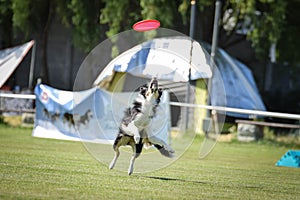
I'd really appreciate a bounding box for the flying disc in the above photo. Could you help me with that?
[133,19,160,32]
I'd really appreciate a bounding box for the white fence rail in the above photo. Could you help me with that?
[1,93,299,121]
[169,102,300,121]
[0,93,35,99]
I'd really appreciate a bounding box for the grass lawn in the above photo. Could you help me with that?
[0,124,300,199]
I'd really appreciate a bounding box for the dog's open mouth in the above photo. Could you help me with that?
[149,77,158,92]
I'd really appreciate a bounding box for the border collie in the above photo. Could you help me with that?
[109,77,175,175]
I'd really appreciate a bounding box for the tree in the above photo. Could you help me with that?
[277,0,300,65]
[227,0,287,59]
[1,0,299,65]
[1,0,104,83]
[99,0,295,63]
[0,0,13,47]
[69,0,104,52]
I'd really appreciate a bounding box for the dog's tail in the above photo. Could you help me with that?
[154,144,175,158]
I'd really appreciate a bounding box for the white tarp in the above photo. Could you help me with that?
[32,84,171,144]
[0,40,34,88]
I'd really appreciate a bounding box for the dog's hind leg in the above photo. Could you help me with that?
[109,146,120,170]
[128,140,136,175]
[109,135,124,170]
[128,139,143,175]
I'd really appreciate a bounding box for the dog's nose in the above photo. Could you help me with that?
[150,77,158,89]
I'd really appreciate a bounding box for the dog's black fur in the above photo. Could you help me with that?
[109,78,174,175]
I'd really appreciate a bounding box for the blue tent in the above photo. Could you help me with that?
[202,43,266,118]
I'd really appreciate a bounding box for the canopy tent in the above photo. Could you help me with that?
[0,40,34,88]
[93,36,212,84]
[93,36,265,119]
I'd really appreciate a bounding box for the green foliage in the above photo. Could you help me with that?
[68,0,103,52]
[100,0,180,57]
[249,0,287,57]
[5,0,103,52]
[224,0,287,58]
[178,0,189,24]
[0,0,13,46]
[140,0,175,27]
[2,0,298,63]
[277,0,300,65]
[100,0,132,37]
[55,0,72,27]
[0,0,12,25]
[10,0,65,39]
[100,0,142,57]
[100,0,181,37]
[11,0,31,36]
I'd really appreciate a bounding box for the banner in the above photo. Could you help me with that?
[32,84,171,144]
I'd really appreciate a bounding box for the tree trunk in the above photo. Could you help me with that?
[41,2,53,85]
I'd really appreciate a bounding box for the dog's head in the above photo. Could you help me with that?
[139,77,162,104]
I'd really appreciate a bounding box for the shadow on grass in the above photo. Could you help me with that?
[257,138,300,149]
[229,136,300,149]
[142,175,209,184]
[142,175,264,190]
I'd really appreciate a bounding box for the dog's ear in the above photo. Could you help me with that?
[158,88,163,97]
[140,86,147,92]
[156,88,163,104]
[140,86,147,97]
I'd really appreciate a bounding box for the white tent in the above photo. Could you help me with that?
[0,40,34,88]
[93,36,212,85]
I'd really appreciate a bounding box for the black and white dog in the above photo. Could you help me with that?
[109,77,175,175]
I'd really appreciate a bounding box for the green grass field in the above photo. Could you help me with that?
[1,124,300,199]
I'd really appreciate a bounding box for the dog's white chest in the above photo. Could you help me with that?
[135,101,154,127]
[134,113,151,128]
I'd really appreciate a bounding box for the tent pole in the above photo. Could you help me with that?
[189,0,196,38]
[28,41,36,90]
[206,0,221,117]
[184,0,196,131]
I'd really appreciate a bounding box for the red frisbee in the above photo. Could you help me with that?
[133,19,160,32]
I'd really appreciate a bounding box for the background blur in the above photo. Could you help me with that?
[0,0,299,115]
